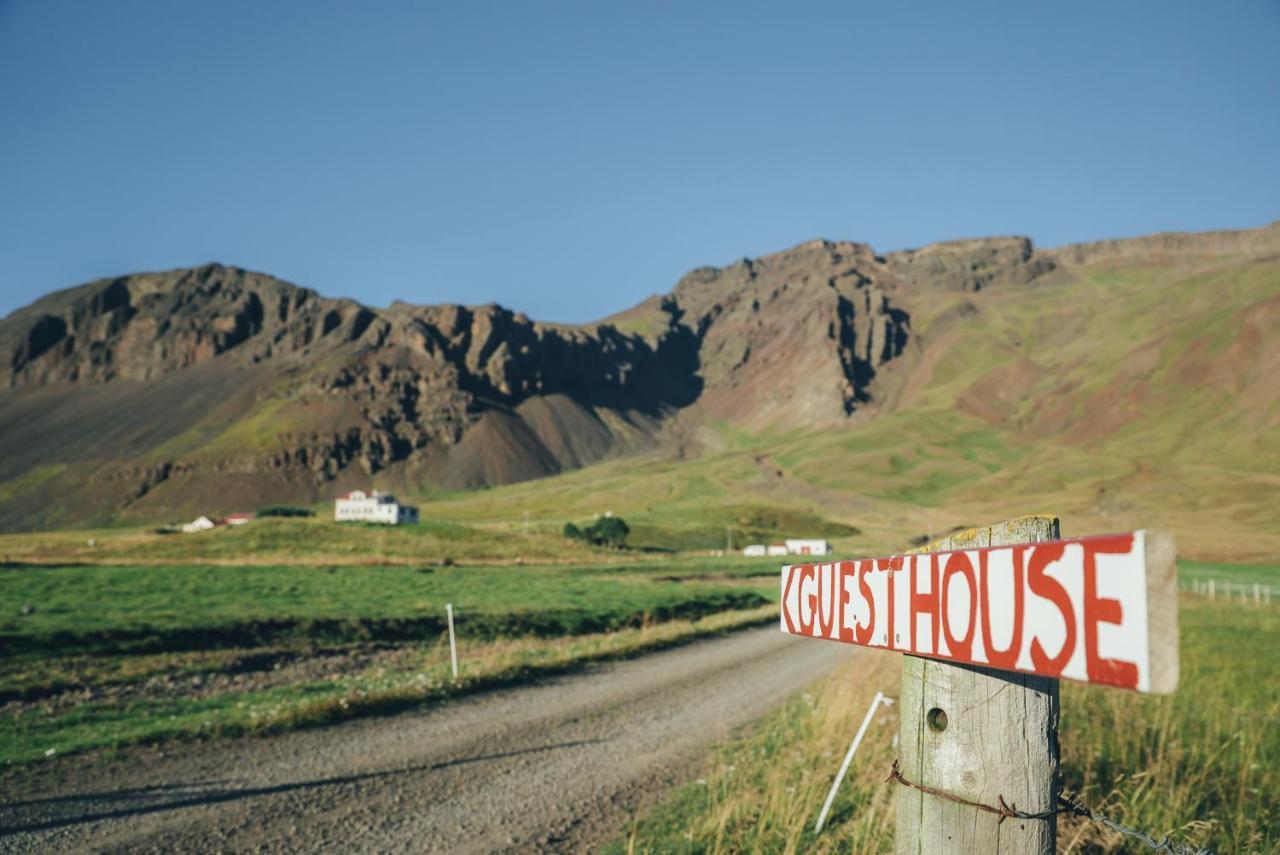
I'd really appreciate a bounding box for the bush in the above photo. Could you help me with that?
[257,506,316,518]
[564,516,630,548]
[589,516,630,548]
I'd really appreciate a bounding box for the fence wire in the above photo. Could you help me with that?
[887,759,1214,855]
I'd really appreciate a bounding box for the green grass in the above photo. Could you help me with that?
[0,559,772,658]
[1177,560,1280,588]
[1059,598,1279,853]
[623,504,860,552]
[0,502,861,568]
[609,595,1279,854]
[0,553,784,767]
[0,516,603,566]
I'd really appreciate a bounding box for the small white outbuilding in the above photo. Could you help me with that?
[181,516,216,534]
[785,538,832,556]
[742,544,767,557]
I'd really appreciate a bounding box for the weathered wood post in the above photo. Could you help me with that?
[896,515,1060,855]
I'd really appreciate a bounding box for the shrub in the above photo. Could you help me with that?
[564,516,630,548]
[257,506,316,518]
[589,516,630,548]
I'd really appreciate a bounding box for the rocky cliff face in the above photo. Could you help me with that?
[883,236,1055,292]
[1,266,378,387]
[1043,220,1280,267]
[655,239,912,428]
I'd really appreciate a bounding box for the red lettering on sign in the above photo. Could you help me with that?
[941,551,978,661]
[1027,543,1076,675]
[855,560,876,644]
[1083,535,1140,689]
[910,554,941,653]
[883,559,897,648]
[817,564,837,638]
[799,565,817,634]
[778,530,1169,694]
[838,561,856,642]
[781,565,798,634]
[979,548,1024,671]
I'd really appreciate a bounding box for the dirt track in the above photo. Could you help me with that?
[0,627,856,853]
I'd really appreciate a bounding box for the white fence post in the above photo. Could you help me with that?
[446,602,459,680]
[815,691,893,834]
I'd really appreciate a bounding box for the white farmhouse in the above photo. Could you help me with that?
[785,538,832,556]
[742,544,767,557]
[181,516,216,534]
[334,490,419,525]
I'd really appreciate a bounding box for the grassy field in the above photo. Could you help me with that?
[0,506,858,566]
[609,588,1279,854]
[0,558,770,657]
[0,517,606,567]
[0,554,776,767]
[1178,559,1280,589]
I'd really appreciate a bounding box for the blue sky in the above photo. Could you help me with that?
[2,1,1277,323]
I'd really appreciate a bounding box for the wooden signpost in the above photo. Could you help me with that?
[779,516,1179,854]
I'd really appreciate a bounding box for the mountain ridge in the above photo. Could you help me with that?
[1,220,1277,532]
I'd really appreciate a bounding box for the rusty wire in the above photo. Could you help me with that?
[886,759,1214,855]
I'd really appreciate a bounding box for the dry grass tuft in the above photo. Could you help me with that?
[610,650,900,854]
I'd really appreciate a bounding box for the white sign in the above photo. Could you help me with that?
[780,530,1177,693]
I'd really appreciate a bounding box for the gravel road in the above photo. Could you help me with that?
[0,626,856,853]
